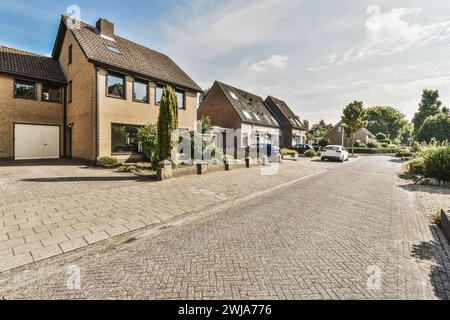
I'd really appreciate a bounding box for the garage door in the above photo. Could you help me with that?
[14,124,60,160]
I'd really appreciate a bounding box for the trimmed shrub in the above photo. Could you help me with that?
[137,124,159,164]
[304,149,317,158]
[376,132,387,141]
[97,156,118,168]
[396,149,413,158]
[281,148,298,157]
[367,139,380,148]
[423,146,450,181]
[416,113,450,143]
[348,147,399,154]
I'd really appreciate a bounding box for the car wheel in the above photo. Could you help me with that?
[340,157,344,163]
[321,158,325,162]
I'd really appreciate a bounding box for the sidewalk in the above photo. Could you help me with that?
[0,158,347,273]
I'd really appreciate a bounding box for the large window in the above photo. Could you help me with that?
[42,85,61,103]
[155,84,185,109]
[14,80,35,100]
[155,84,164,105]
[133,79,149,103]
[111,124,142,154]
[175,89,185,109]
[107,72,126,99]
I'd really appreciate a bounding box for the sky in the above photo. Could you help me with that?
[1,0,450,125]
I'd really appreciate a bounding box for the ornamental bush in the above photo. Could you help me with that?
[137,124,159,164]
[423,146,450,181]
[97,156,119,168]
[376,132,387,141]
[367,139,380,148]
[304,149,317,158]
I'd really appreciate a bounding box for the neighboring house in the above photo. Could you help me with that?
[0,46,67,160]
[323,121,375,147]
[198,81,281,148]
[265,96,307,147]
[0,16,202,162]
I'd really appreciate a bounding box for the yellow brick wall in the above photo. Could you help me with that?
[58,29,97,161]
[97,68,198,160]
[0,74,64,159]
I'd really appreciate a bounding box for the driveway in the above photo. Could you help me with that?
[1,156,449,299]
[0,157,346,273]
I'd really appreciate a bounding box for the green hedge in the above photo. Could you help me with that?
[346,147,399,154]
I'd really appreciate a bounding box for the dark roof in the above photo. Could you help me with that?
[323,121,375,138]
[216,81,281,128]
[0,45,67,83]
[54,16,201,92]
[266,96,306,130]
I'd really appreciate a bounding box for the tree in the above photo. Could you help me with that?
[443,106,449,115]
[158,86,179,161]
[416,113,450,143]
[307,120,333,139]
[413,90,442,136]
[341,101,368,155]
[319,138,331,150]
[375,132,387,141]
[198,116,212,134]
[137,124,159,164]
[364,106,409,141]
[199,88,210,106]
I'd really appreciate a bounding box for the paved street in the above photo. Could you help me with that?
[1,156,449,300]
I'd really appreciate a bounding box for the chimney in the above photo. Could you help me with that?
[96,18,114,38]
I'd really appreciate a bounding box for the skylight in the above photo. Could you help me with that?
[229,91,238,100]
[253,113,261,120]
[106,45,121,54]
[271,116,279,125]
[263,115,271,123]
[243,111,252,120]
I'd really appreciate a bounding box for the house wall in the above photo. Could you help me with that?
[324,125,370,147]
[58,29,97,161]
[198,82,242,130]
[0,74,64,159]
[241,123,281,146]
[97,68,198,162]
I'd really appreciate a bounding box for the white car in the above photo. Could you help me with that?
[321,145,349,162]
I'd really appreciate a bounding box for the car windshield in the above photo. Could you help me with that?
[326,146,341,151]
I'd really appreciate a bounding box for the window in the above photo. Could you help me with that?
[243,111,252,120]
[263,114,271,123]
[42,85,61,103]
[111,124,143,153]
[107,72,126,99]
[175,89,185,109]
[253,113,261,121]
[133,79,149,103]
[105,45,121,54]
[14,80,35,100]
[155,84,164,105]
[229,91,238,100]
[68,81,73,103]
[68,45,73,65]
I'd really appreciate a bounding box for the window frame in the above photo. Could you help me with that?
[111,123,144,155]
[41,84,62,103]
[155,83,165,106]
[175,88,186,110]
[68,44,73,65]
[13,79,36,101]
[106,70,127,100]
[132,78,149,104]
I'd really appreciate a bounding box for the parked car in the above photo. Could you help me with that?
[321,145,349,162]
[289,144,314,154]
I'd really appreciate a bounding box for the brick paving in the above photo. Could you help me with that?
[0,156,449,300]
[0,158,339,273]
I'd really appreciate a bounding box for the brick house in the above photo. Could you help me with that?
[198,81,281,148]
[0,16,201,162]
[265,96,307,148]
[323,121,375,147]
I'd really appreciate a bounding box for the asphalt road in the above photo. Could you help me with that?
[1,156,449,300]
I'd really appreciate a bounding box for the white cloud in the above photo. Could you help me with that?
[249,55,289,73]
[346,6,450,61]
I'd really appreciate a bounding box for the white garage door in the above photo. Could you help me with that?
[14,124,60,160]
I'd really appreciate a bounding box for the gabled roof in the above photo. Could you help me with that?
[323,120,375,138]
[53,16,202,92]
[0,45,67,84]
[265,96,306,130]
[216,81,281,128]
